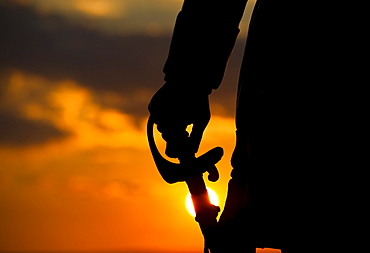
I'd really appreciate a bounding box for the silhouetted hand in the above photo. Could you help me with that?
[148,83,210,159]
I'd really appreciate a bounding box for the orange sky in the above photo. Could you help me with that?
[0,70,234,252]
[0,1,281,253]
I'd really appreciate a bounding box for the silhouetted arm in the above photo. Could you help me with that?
[164,0,248,94]
[148,0,248,159]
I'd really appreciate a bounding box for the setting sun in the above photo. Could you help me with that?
[185,188,219,217]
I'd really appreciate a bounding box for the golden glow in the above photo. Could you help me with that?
[0,70,284,252]
[0,70,237,252]
[185,188,219,217]
[73,0,117,17]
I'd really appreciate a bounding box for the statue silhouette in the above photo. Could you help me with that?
[148,0,334,252]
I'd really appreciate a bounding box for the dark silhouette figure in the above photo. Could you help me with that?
[148,0,340,252]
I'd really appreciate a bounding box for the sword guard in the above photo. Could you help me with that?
[147,116,223,184]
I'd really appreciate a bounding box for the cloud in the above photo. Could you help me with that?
[0,2,246,122]
[0,111,67,146]
[12,0,126,18]
[5,0,184,36]
[0,70,151,149]
[0,0,249,150]
[0,2,172,119]
[73,0,124,18]
[0,0,251,150]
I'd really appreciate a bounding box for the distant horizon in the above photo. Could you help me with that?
[0,249,280,253]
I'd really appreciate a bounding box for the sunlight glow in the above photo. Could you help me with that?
[74,0,117,17]
[185,188,219,217]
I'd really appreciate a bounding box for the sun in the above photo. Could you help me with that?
[185,187,219,217]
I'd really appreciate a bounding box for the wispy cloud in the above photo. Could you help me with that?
[0,1,244,122]
[5,0,184,36]
[0,70,149,149]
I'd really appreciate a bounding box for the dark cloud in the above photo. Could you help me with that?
[0,3,169,88]
[0,112,68,146]
[0,2,245,119]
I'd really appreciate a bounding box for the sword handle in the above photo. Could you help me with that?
[147,116,221,251]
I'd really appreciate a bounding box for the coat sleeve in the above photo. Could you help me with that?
[163,0,248,94]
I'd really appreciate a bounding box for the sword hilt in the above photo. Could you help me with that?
[146,116,223,184]
[147,116,223,252]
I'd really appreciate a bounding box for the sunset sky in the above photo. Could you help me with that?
[0,1,280,252]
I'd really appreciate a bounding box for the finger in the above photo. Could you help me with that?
[157,122,189,158]
[164,137,188,158]
[189,118,209,153]
[189,95,210,153]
